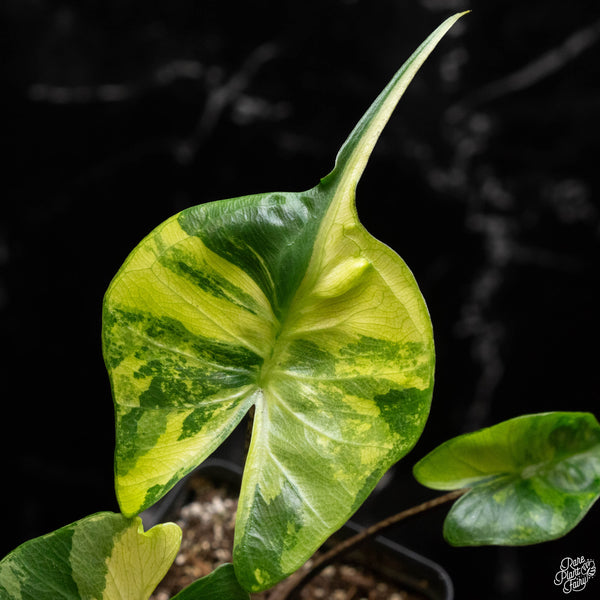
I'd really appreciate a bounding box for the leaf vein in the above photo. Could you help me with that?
[270,386,388,450]
[150,265,267,356]
[267,451,331,529]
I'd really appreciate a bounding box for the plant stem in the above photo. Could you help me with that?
[265,488,468,600]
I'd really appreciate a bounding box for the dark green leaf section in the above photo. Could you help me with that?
[234,480,308,588]
[171,564,249,600]
[413,412,600,546]
[157,245,263,317]
[178,189,330,321]
[0,521,80,599]
[68,514,130,598]
[104,308,262,378]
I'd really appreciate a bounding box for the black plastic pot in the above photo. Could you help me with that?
[327,521,453,600]
[141,458,453,600]
[141,458,244,530]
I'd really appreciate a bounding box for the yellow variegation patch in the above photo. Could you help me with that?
[103,12,466,593]
[103,518,181,600]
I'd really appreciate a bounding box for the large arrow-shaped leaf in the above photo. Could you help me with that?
[0,512,180,599]
[103,13,465,591]
[413,412,600,546]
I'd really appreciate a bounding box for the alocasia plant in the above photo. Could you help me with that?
[101,10,465,592]
[3,10,600,600]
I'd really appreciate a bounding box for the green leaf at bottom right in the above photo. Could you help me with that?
[413,412,600,546]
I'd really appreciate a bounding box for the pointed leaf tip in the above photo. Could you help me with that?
[324,11,468,197]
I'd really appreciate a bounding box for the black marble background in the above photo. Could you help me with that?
[2,1,600,598]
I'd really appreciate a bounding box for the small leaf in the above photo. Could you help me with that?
[103,12,466,591]
[0,512,181,599]
[171,564,249,600]
[413,412,600,546]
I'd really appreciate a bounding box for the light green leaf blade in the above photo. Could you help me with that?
[413,412,600,546]
[0,512,181,599]
[102,12,465,591]
[171,564,249,600]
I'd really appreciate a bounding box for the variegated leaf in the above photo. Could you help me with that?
[413,412,600,546]
[103,13,466,592]
[0,512,181,599]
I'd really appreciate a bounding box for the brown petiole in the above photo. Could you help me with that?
[264,488,468,600]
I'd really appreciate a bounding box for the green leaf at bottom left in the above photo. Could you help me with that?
[0,511,181,600]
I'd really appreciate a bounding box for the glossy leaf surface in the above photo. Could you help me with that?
[0,512,181,599]
[413,412,600,546]
[103,13,465,591]
[171,564,249,600]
